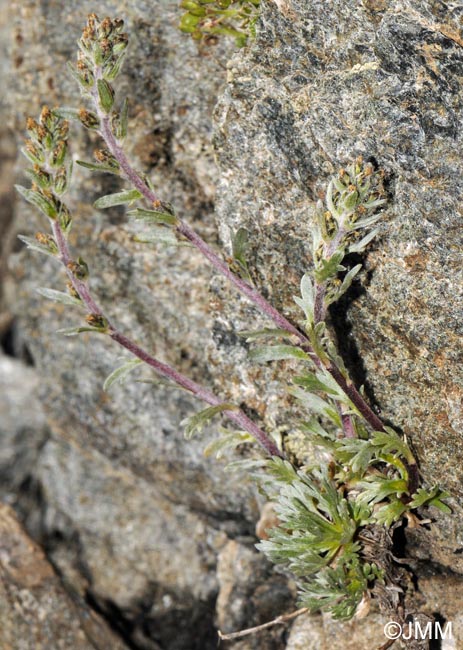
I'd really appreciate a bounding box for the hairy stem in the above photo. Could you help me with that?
[51,218,283,458]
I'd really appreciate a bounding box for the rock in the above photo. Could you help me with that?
[5,0,463,648]
[0,354,47,501]
[0,502,131,650]
[286,611,386,650]
[216,539,295,650]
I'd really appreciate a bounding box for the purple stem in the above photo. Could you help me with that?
[92,87,386,435]
[337,403,356,439]
[51,218,283,459]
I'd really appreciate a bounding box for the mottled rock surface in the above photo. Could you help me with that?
[0,503,131,650]
[3,0,463,649]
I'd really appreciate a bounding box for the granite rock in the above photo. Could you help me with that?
[4,0,463,649]
[0,503,132,650]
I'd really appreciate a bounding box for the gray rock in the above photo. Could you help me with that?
[5,0,463,648]
[0,354,48,500]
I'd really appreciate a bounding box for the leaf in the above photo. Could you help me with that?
[293,372,339,396]
[57,326,108,336]
[249,345,309,363]
[134,227,181,246]
[356,476,409,507]
[266,457,299,485]
[335,438,376,475]
[409,487,451,513]
[373,500,408,527]
[347,229,379,254]
[36,287,82,307]
[103,359,143,391]
[353,213,382,230]
[300,418,335,442]
[15,185,57,219]
[332,264,362,303]
[314,251,345,283]
[370,428,415,464]
[128,207,177,226]
[54,107,82,121]
[203,430,254,459]
[97,78,115,112]
[94,188,142,209]
[289,387,341,425]
[17,235,56,258]
[231,227,251,279]
[294,273,315,322]
[182,403,237,440]
[76,160,120,175]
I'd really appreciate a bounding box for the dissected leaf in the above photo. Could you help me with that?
[409,487,451,513]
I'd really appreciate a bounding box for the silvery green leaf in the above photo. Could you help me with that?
[224,458,268,474]
[352,213,382,230]
[294,273,315,322]
[36,287,82,306]
[57,326,107,336]
[301,418,335,441]
[203,430,254,459]
[104,50,128,81]
[134,227,181,246]
[325,179,341,218]
[76,160,120,175]
[409,487,451,513]
[370,428,415,463]
[17,235,56,258]
[128,207,177,226]
[327,264,362,305]
[97,78,115,112]
[362,197,386,210]
[314,251,345,283]
[289,387,341,424]
[293,372,339,396]
[181,403,237,440]
[20,147,44,165]
[94,188,142,209]
[249,345,309,363]
[348,229,379,254]
[373,501,408,527]
[54,107,82,121]
[103,358,143,391]
[15,185,57,219]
